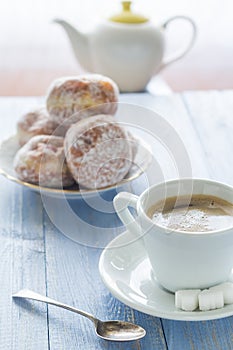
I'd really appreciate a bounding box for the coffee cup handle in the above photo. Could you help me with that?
[113,192,142,237]
[159,15,197,71]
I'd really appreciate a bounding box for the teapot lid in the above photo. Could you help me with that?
[109,1,149,24]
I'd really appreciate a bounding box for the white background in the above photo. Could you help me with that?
[0,0,232,90]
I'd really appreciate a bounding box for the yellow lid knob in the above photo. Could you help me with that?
[109,1,149,24]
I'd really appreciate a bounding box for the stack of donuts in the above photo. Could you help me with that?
[13,74,136,190]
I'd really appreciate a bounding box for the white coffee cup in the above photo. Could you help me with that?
[113,178,233,292]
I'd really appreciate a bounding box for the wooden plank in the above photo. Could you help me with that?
[182,90,233,185]
[0,178,49,349]
[120,93,210,179]
[43,211,167,349]
[0,98,48,349]
[160,319,233,350]
[161,90,233,349]
[42,92,211,350]
[2,93,233,349]
[0,94,210,350]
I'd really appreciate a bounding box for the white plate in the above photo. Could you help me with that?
[0,135,152,198]
[99,230,233,321]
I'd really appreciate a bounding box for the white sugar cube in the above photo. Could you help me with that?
[198,289,224,311]
[210,282,233,304]
[175,289,201,311]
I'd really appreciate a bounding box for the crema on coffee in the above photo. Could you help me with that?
[147,194,233,232]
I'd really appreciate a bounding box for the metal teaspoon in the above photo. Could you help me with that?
[13,289,146,342]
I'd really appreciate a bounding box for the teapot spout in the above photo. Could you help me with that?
[54,19,93,72]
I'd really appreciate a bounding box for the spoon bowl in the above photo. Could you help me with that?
[13,289,146,342]
[96,320,146,341]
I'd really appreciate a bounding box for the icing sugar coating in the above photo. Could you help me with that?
[14,135,74,188]
[17,108,61,146]
[64,115,133,189]
[46,74,119,127]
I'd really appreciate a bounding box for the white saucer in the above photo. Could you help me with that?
[99,230,233,321]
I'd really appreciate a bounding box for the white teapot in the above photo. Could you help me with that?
[55,1,196,92]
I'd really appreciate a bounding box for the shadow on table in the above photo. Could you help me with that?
[40,177,148,249]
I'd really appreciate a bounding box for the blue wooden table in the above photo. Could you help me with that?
[1,91,233,349]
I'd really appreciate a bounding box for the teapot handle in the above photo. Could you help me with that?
[159,16,197,71]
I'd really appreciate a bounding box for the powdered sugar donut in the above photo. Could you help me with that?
[14,135,74,188]
[64,115,133,189]
[127,131,139,161]
[46,74,119,127]
[17,107,67,146]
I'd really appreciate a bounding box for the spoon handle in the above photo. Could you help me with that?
[13,289,98,325]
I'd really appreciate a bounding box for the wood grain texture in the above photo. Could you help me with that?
[161,90,233,350]
[0,98,48,350]
[0,179,49,349]
[120,93,210,179]
[182,90,233,185]
[161,319,233,350]
[1,92,233,349]
[43,212,167,350]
